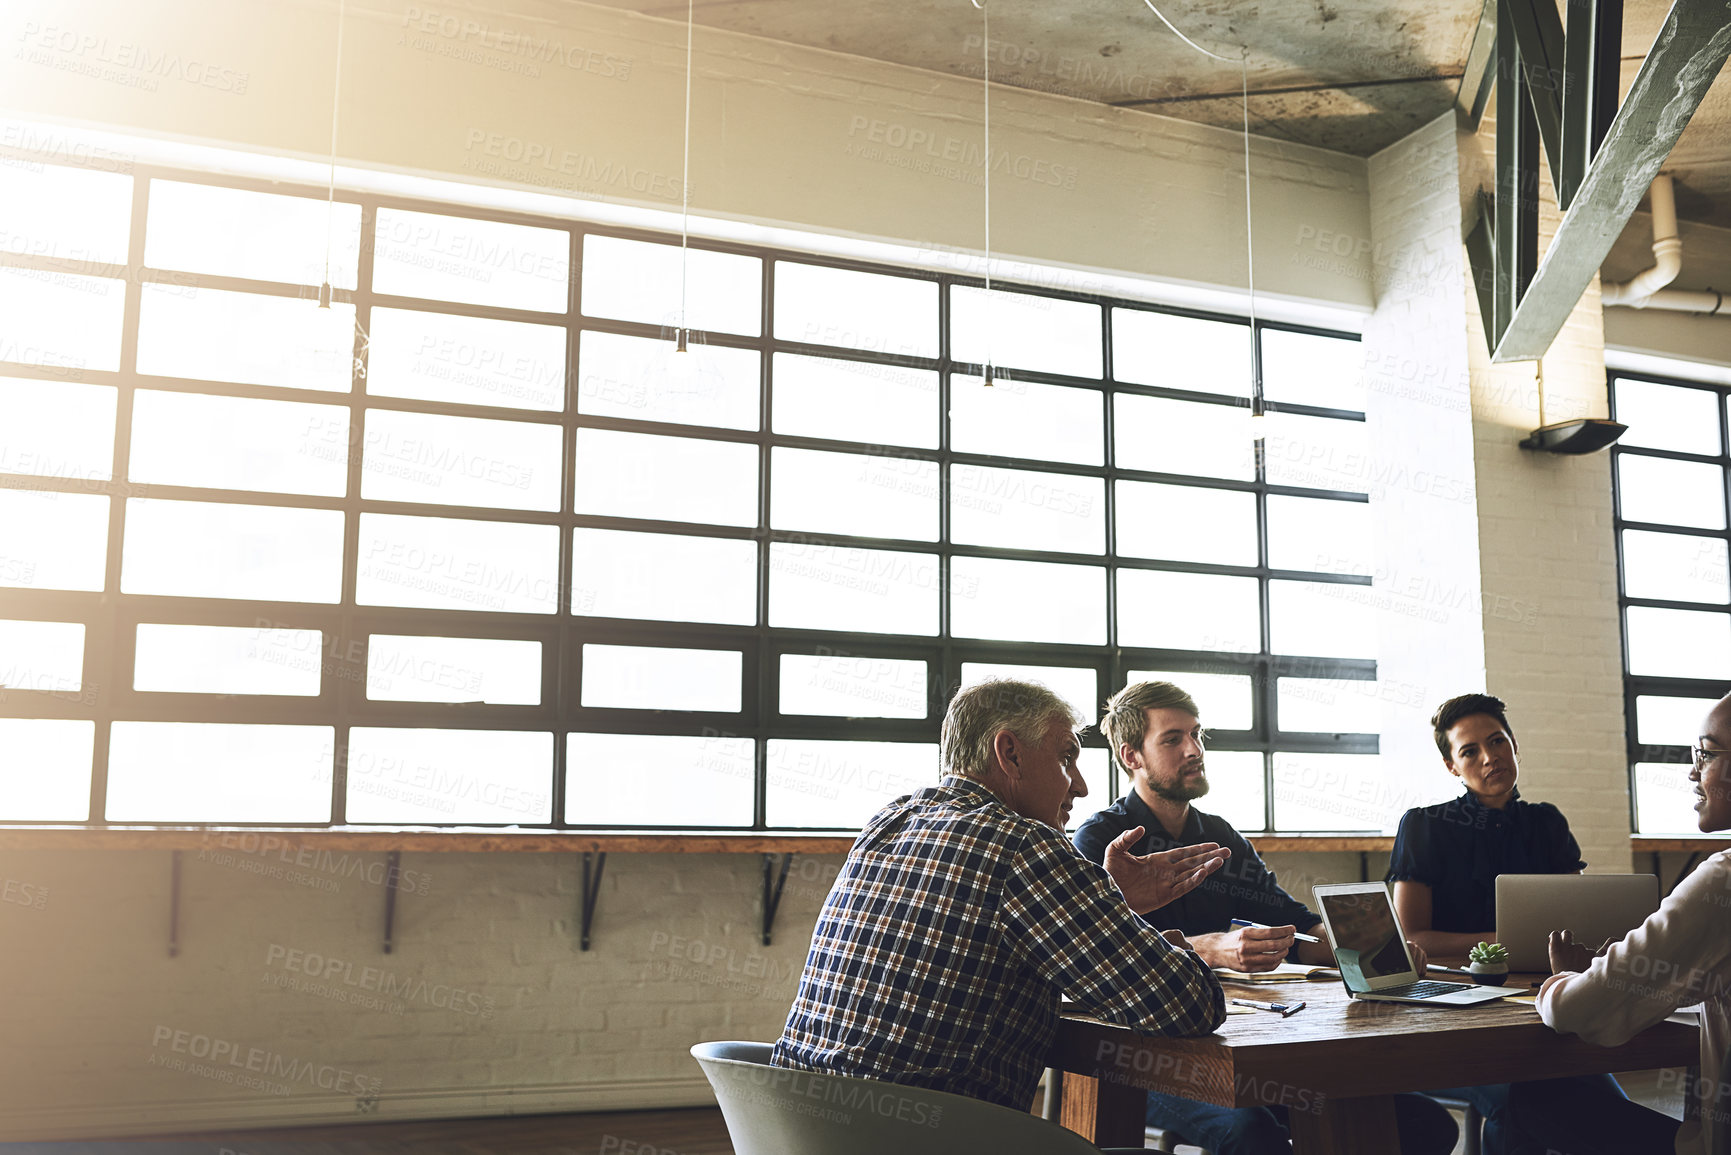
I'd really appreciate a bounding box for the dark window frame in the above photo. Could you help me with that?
[0,153,1378,834]
[1609,368,1731,834]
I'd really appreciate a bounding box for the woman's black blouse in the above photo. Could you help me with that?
[1385,789,1586,933]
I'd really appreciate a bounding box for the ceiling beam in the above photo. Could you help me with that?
[1455,0,1499,130]
[1491,0,1731,362]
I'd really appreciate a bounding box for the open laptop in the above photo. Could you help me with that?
[1496,874,1659,972]
[1314,882,1510,1006]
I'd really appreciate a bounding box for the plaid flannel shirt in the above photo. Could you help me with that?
[771,776,1226,1110]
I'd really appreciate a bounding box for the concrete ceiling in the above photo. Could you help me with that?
[588,0,1731,227]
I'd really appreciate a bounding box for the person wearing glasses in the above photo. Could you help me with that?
[1535,693,1731,1155]
[1387,693,1678,1155]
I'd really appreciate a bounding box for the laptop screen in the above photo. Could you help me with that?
[1317,888,1413,991]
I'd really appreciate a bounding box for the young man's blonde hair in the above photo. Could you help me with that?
[940,679,1081,783]
[1100,681,1200,770]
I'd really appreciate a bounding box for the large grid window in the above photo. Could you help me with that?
[1612,370,1731,834]
[0,153,1376,833]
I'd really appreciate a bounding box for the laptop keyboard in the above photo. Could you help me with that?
[1377,979,1473,999]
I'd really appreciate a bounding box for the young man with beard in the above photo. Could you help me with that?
[1073,680,1457,1155]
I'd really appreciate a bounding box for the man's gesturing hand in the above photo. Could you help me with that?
[1103,826,1230,915]
[1190,925,1294,972]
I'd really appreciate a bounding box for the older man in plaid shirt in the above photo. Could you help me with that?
[773,678,1230,1120]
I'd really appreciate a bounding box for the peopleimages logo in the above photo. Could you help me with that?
[264,944,496,1019]
[149,1026,381,1095]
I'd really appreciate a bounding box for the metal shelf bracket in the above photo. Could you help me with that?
[580,851,606,951]
[762,853,793,946]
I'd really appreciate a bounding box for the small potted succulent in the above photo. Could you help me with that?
[1467,941,1510,986]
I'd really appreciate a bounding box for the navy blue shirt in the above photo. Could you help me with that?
[1385,789,1586,933]
[1073,790,1321,954]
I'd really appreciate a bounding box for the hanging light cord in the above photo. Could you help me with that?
[677,0,694,349]
[971,0,993,384]
[321,0,346,304]
[1139,0,1234,61]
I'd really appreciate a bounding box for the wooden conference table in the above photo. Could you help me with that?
[1050,971,1698,1154]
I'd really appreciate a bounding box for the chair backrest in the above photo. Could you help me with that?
[690,1041,1106,1155]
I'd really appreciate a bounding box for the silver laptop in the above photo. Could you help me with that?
[1495,874,1659,972]
[1314,882,1510,1006]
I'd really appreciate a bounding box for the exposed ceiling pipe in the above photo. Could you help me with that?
[1601,174,1726,314]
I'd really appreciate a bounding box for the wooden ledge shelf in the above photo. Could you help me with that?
[0,827,858,854]
[1631,836,1731,852]
[1247,836,1393,853]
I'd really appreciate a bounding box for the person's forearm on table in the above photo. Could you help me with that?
[1408,928,1495,958]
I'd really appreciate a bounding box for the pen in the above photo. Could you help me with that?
[1231,998,1306,1016]
[1229,918,1321,944]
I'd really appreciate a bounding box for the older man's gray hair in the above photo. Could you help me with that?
[940,679,1083,783]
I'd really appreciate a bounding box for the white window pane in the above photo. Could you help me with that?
[574,428,757,527]
[1635,695,1721,748]
[774,262,938,358]
[567,732,754,826]
[346,728,552,823]
[0,162,130,266]
[123,499,343,602]
[367,635,541,705]
[1261,329,1365,411]
[0,268,123,374]
[952,465,1104,554]
[1623,530,1730,604]
[1634,762,1708,835]
[356,513,559,614]
[134,624,321,696]
[781,653,928,719]
[1117,570,1259,653]
[1069,747,1114,832]
[137,286,355,392]
[578,329,759,430]
[1277,678,1380,733]
[949,377,1104,465]
[1112,308,1251,397]
[772,447,938,541]
[1263,412,1370,493]
[1125,670,1253,731]
[960,663,1098,723]
[769,543,939,635]
[1270,580,1377,659]
[1619,456,1725,529]
[1198,749,1265,832]
[767,740,936,828]
[1616,378,1722,455]
[1115,395,1255,481]
[771,353,938,449]
[145,181,361,289]
[0,491,108,592]
[0,719,93,820]
[951,557,1105,644]
[950,286,1102,378]
[1267,496,1372,576]
[0,379,116,482]
[106,722,332,823]
[581,234,761,336]
[129,390,349,496]
[1117,482,1257,565]
[366,307,565,411]
[571,528,756,624]
[1626,606,1731,679]
[581,644,741,711]
[373,208,568,312]
[0,620,84,694]
[361,409,561,512]
[1272,752,1383,830]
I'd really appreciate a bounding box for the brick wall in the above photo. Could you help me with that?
[1455,132,1628,871]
